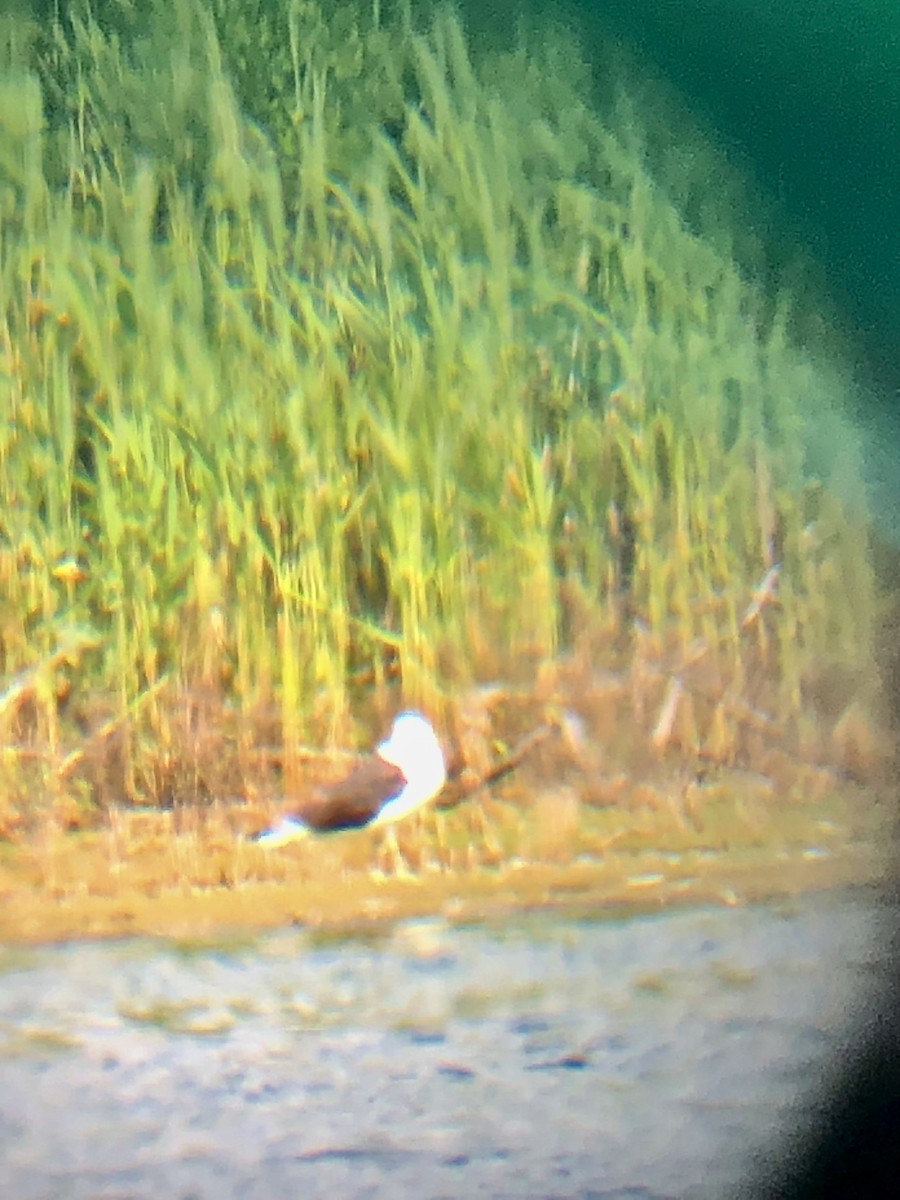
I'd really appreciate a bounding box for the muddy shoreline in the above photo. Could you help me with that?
[1,789,893,946]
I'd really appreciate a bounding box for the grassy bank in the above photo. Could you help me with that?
[0,0,892,875]
[0,764,893,944]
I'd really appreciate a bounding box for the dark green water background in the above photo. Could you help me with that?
[491,1,899,393]
[474,0,899,529]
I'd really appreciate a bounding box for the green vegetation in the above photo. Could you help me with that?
[0,0,884,834]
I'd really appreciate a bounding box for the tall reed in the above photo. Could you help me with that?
[0,0,880,810]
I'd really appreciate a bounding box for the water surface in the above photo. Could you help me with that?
[0,888,892,1199]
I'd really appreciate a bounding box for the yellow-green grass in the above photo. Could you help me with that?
[0,763,892,945]
[0,0,888,841]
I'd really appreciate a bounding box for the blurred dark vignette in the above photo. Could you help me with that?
[578,2,900,1194]
[778,933,900,1197]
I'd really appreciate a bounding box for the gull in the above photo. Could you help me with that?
[256,711,447,873]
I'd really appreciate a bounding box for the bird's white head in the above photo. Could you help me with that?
[377,710,447,795]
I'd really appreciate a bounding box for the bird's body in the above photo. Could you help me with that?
[256,711,446,858]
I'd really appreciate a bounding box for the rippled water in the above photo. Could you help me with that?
[0,887,892,1199]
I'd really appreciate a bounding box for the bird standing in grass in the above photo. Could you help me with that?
[256,711,447,874]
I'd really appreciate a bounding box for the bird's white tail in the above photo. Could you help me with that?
[256,817,310,847]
